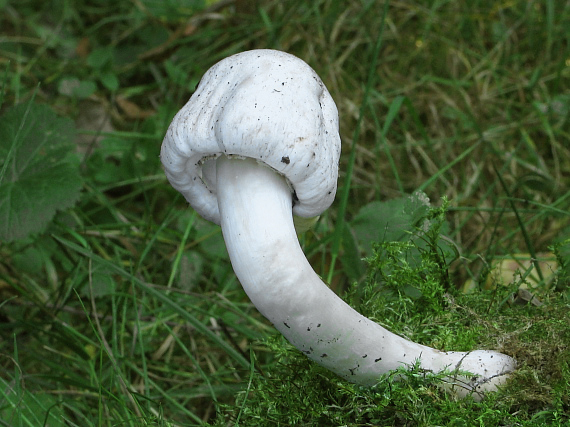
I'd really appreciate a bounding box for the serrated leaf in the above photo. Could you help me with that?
[0,103,82,242]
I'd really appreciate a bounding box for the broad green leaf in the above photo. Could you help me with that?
[100,71,119,91]
[0,377,64,427]
[351,191,431,257]
[86,46,114,69]
[0,103,82,242]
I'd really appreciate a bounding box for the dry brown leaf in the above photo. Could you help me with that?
[116,96,155,120]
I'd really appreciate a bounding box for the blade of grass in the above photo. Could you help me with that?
[327,0,388,284]
[167,210,197,290]
[373,95,406,195]
[416,140,481,193]
[0,94,36,185]
[53,235,251,370]
[235,346,257,425]
[84,266,143,419]
[493,164,544,282]
[122,360,205,425]
[163,322,219,403]
[0,62,8,108]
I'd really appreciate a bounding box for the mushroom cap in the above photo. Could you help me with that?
[161,49,341,224]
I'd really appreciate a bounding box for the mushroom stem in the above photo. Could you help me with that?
[216,155,515,400]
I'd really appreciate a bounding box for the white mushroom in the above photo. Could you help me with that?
[161,49,515,400]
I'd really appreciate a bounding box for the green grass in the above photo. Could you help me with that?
[1,0,569,425]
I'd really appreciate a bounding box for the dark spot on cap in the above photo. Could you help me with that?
[281,156,290,164]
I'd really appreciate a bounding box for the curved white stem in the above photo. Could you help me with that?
[216,155,515,400]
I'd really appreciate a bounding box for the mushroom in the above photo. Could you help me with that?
[161,49,515,400]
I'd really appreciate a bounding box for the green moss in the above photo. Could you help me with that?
[214,205,570,426]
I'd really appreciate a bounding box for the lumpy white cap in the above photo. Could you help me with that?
[161,49,341,224]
